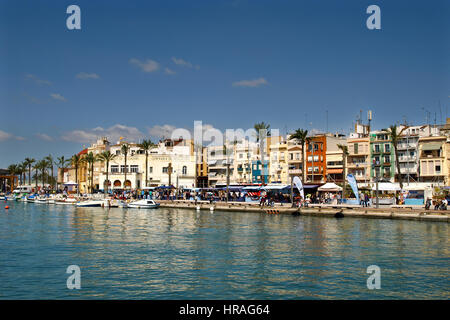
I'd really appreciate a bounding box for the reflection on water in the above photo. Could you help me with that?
[0,202,448,299]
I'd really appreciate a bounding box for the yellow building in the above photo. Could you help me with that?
[418,136,448,186]
[269,137,289,184]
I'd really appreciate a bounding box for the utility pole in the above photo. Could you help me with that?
[290,175,294,207]
[375,163,379,209]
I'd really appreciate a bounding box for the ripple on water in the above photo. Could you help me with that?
[0,203,448,299]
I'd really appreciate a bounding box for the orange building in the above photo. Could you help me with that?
[305,135,327,183]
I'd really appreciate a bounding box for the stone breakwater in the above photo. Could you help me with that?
[158,200,449,223]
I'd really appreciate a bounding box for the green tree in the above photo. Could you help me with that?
[137,139,156,187]
[71,154,82,195]
[97,151,117,195]
[56,156,69,191]
[383,125,408,190]
[24,158,35,185]
[289,129,309,182]
[254,122,271,183]
[45,154,55,190]
[82,152,97,194]
[121,143,130,189]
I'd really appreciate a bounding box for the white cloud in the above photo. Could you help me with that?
[148,124,178,139]
[62,124,146,144]
[171,57,199,69]
[76,72,100,80]
[50,93,66,101]
[164,68,176,75]
[25,74,51,86]
[129,58,160,73]
[36,133,53,141]
[232,77,268,88]
[0,130,13,141]
[0,130,25,141]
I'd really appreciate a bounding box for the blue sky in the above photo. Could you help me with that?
[0,0,449,167]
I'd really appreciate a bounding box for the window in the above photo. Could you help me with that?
[182,166,187,175]
[239,153,243,159]
[111,165,119,173]
[115,150,120,155]
[149,167,153,173]
[374,144,380,153]
[290,153,294,160]
[436,165,441,173]
[210,151,215,157]
[295,153,300,160]
[374,156,380,164]
[120,165,128,173]
[385,144,390,153]
[130,165,139,173]
[384,155,390,163]
[163,167,168,173]
[354,143,359,154]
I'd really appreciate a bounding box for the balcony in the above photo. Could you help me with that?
[397,143,417,150]
[288,169,302,175]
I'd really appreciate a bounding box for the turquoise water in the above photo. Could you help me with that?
[0,201,448,299]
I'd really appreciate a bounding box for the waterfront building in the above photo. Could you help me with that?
[306,134,346,183]
[195,145,208,188]
[206,139,258,186]
[369,131,395,182]
[287,137,303,184]
[269,136,289,184]
[346,137,371,185]
[418,135,448,185]
[97,138,196,190]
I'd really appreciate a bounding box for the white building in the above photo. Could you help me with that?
[98,138,197,190]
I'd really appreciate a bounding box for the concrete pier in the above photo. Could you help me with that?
[157,200,449,223]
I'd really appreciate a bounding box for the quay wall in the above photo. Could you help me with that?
[157,200,449,223]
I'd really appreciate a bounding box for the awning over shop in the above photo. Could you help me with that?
[421,143,442,151]
[303,185,319,189]
[327,169,343,174]
[262,184,290,191]
[371,182,400,191]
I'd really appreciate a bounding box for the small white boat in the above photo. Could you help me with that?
[76,200,105,207]
[126,199,160,209]
[35,196,48,203]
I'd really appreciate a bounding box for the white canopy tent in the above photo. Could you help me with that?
[371,182,400,191]
[318,182,342,192]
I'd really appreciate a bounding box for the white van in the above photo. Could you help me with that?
[13,186,33,194]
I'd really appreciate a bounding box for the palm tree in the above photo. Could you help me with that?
[137,139,156,187]
[254,122,271,184]
[36,159,49,188]
[383,125,408,190]
[337,144,349,199]
[121,143,130,189]
[97,151,117,196]
[56,156,69,191]
[71,154,82,195]
[24,158,35,185]
[33,162,41,189]
[82,152,97,194]
[7,164,18,191]
[18,162,26,186]
[45,154,54,190]
[289,129,308,182]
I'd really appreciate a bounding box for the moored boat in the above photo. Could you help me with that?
[76,199,104,207]
[126,199,160,209]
